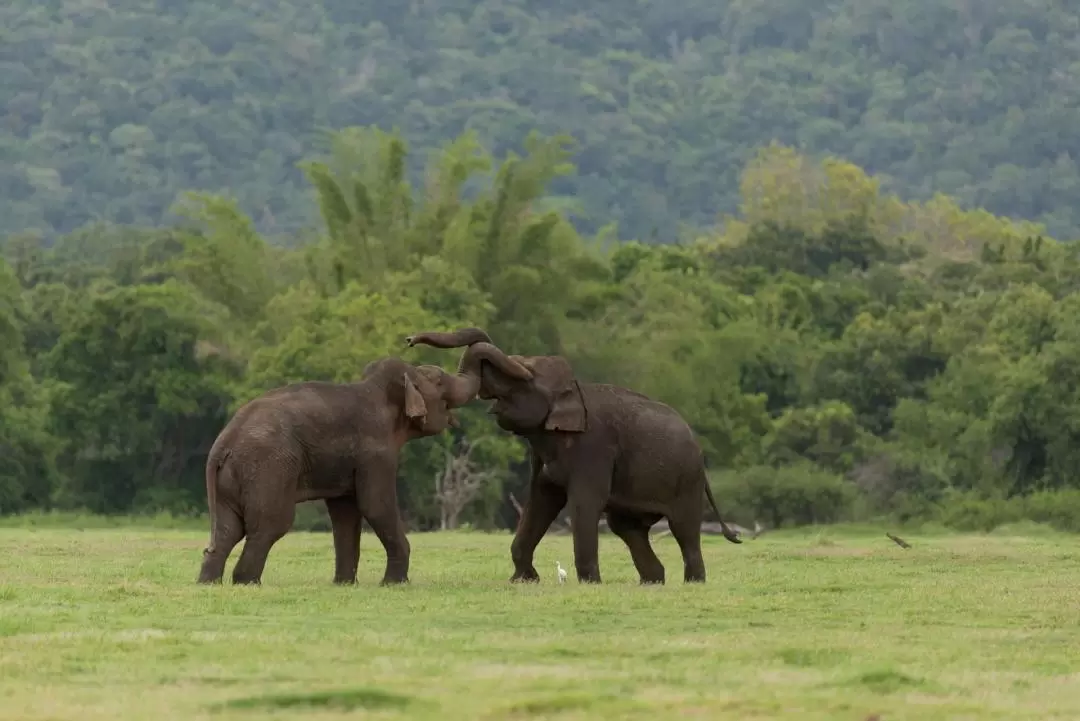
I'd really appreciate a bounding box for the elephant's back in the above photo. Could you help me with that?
[584,383,701,457]
[218,382,377,449]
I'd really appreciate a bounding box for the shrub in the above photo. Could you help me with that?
[711,463,856,528]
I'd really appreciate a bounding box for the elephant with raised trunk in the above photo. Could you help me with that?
[197,356,479,586]
[404,328,741,585]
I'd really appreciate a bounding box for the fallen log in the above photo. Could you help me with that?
[648,519,763,540]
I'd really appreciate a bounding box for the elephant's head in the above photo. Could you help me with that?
[404,328,587,435]
[361,357,475,438]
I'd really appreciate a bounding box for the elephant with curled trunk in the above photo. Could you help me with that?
[197,356,479,586]
[404,328,741,585]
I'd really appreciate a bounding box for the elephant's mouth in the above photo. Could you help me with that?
[447,410,460,427]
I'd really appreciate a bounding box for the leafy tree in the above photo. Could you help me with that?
[7,127,1080,535]
[7,0,1080,240]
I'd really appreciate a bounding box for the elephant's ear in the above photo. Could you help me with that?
[403,372,427,423]
[545,380,587,433]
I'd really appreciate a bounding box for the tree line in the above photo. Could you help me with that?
[3,127,1080,534]
[6,0,1080,242]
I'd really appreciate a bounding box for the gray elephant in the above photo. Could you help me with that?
[197,356,478,586]
[404,328,741,585]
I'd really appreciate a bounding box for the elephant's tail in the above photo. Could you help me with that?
[203,448,230,556]
[703,474,743,544]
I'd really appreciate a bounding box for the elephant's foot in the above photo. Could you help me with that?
[198,552,230,584]
[682,557,706,583]
[379,571,409,586]
[639,574,665,585]
[576,566,602,584]
[333,576,358,585]
[510,566,540,583]
[196,561,223,587]
[232,576,262,586]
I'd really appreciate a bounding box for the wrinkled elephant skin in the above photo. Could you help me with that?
[406,329,742,586]
[197,357,472,586]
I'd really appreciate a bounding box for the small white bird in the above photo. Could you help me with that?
[556,561,567,584]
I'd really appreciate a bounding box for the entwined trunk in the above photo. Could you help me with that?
[408,327,533,405]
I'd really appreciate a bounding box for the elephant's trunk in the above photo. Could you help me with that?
[407,328,532,405]
[457,341,533,382]
[406,328,493,349]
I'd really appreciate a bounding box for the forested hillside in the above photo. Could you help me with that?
[5,0,1080,240]
[4,126,1080,533]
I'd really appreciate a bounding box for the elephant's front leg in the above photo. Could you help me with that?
[567,496,604,583]
[563,457,614,583]
[325,495,362,584]
[357,453,411,585]
[510,474,567,583]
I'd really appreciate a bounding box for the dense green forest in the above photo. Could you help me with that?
[4,124,1080,533]
[5,0,1080,241]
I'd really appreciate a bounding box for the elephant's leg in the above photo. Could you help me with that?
[231,502,296,585]
[510,481,567,583]
[197,503,244,584]
[607,511,665,585]
[667,514,707,583]
[325,495,362,585]
[357,455,410,585]
[567,494,605,584]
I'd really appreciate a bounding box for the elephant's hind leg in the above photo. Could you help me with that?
[607,511,665,585]
[326,495,362,585]
[667,514,707,583]
[198,504,244,584]
[231,503,296,585]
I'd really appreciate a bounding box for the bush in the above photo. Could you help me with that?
[936,493,1024,532]
[711,463,857,528]
[1024,489,1080,532]
[932,489,1080,533]
[848,449,950,521]
[293,501,332,532]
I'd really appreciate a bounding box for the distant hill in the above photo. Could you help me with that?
[4,0,1080,240]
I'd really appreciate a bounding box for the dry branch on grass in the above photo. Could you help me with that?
[886,532,911,549]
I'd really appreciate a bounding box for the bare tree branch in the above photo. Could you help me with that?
[434,437,502,530]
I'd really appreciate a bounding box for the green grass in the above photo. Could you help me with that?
[1,524,1079,720]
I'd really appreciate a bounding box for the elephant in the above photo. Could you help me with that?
[404,328,742,585]
[196,356,479,586]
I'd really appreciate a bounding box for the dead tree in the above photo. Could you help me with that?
[508,492,574,534]
[434,438,500,530]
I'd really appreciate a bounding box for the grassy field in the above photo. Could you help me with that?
[1,522,1079,720]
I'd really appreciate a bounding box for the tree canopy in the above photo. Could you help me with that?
[4,126,1080,534]
[4,0,1080,242]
